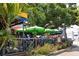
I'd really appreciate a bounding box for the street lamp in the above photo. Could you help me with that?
[62,23,67,39]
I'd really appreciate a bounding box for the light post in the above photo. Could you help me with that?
[62,23,67,40]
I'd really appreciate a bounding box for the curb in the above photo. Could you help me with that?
[46,47,71,56]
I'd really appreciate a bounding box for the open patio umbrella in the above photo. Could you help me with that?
[12,24,27,32]
[17,12,28,18]
[14,16,28,22]
[44,28,54,33]
[15,28,27,32]
[50,29,62,34]
[25,26,45,34]
[45,28,62,34]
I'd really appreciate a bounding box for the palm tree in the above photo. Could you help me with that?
[0,3,26,55]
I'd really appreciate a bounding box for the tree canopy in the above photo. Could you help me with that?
[0,3,78,29]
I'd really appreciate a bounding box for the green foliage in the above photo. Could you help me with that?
[30,40,72,55]
[24,3,77,27]
[76,16,79,25]
[0,3,78,28]
[30,44,55,55]
[0,34,18,49]
[0,3,25,49]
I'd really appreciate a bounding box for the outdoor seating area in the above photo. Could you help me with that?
[0,14,69,55]
[0,3,75,56]
[0,23,72,56]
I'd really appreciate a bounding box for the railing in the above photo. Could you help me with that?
[0,37,59,56]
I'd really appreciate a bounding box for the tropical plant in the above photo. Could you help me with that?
[0,3,24,52]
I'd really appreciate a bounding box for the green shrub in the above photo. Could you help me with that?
[62,43,67,48]
[30,43,55,55]
[54,41,69,50]
[30,39,73,55]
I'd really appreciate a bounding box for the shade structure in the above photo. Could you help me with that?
[19,18,28,22]
[45,28,62,34]
[50,29,62,34]
[25,26,45,34]
[16,28,26,32]
[18,12,28,18]
[12,24,27,32]
[15,16,28,22]
[44,28,54,33]
[16,26,45,34]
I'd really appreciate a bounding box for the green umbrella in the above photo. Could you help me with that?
[50,29,62,34]
[44,28,54,33]
[45,28,62,34]
[25,26,45,34]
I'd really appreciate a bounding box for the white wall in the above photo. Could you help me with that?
[66,25,79,41]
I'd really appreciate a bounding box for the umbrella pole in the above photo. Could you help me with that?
[34,38,37,48]
[33,32,37,47]
[23,22,25,38]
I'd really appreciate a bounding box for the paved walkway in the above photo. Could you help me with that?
[56,41,79,56]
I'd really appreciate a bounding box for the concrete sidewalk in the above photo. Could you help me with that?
[56,47,79,56]
[56,41,79,56]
